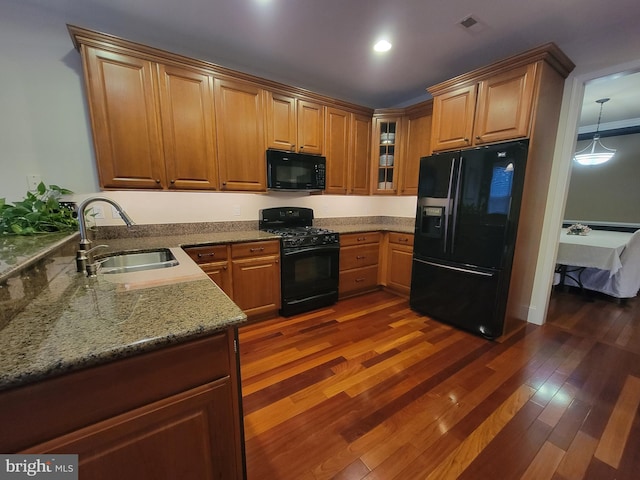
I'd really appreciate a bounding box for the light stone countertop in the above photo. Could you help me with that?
[0,219,414,391]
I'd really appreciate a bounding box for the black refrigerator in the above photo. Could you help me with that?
[409,140,528,339]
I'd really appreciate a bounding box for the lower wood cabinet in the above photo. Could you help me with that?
[0,331,245,479]
[339,232,381,298]
[185,240,281,320]
[383,232,414,296]
[231,241,280,319]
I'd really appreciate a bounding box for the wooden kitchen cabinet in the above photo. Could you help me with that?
[214,77,267,191]
[324,108,371,195]
[265,91,324,154]
[185,241,280,319]
[184,244,232,298]
[349,113,372,195]
[81,47,219,190]
[157,64,218,190]
[1,332,245,479]
[339,232,381,298]
[231,240,280,319]
[400,101,433,195]
[82,46,166,189]
[383,232,414,296]
[371,115,402,194]
[430,63,536,151]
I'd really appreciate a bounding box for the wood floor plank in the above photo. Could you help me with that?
[520,441,566,480]
[594,375,640,468]
[554,430,599,480]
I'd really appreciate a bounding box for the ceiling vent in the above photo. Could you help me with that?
[458,14,486,34]
[460,16,478,29]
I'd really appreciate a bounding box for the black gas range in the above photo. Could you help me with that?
[259,207,339,316]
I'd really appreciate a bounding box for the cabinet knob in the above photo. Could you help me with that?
[170,179,176,184]
[155,179,161,184]
[475,136,481,141]
[299,146,304,151]
[223,266,227,270]
[464,138,469,143]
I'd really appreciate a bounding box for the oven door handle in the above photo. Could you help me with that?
[282,245,340,257]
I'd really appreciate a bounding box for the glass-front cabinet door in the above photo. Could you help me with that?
[371,115,402,194]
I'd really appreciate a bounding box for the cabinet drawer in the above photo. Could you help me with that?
[339,266,378,295]
[388,232,414,247]
[340,232,381,247]
[231,240,279,258]
[340,244,379,271]
[184,244,228,264]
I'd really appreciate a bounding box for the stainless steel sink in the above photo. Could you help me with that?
[98,248,179,274]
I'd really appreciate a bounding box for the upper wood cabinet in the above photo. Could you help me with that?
[157,64,218,190]
[82,47,166,189]
[265,92,324,154]
[349,113,372,195]
[399,101,433,196]
[324,108,371,195]
[214,77,266,191]
[430,63,537,151]
[371,115,402,195]
[324,107,350,194]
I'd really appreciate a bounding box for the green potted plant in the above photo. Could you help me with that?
[0,182,78,235]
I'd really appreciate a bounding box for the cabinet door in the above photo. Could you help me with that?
[214,78,266,191]
[431,85,477,152]
[324,107,350,194]
[386,235,414,296]
[201,261,233,298]
[158,65,218,190]
[473,64,537,145]
[265,91,297,151]
[83,47,165,189]
[297,100,324,154]
[349,113,371,195]
[232,255,280,318]
[371,117,401,194]
[401,110,432,195]
[25,381,242,480]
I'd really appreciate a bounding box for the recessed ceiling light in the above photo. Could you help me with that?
[373,40,392,52]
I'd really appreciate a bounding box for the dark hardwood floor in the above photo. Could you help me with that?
[238,289,640,479]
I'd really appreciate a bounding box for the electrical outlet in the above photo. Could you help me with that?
[92,205,105,219]
[26,175,42,191]
[232,205,241,217]
[111,206,121,219]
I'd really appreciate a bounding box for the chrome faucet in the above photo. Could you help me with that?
[76,196,134,274]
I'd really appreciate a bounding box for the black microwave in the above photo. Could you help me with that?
[266,149,326,191]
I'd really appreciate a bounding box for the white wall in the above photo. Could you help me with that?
[0,1,416,225]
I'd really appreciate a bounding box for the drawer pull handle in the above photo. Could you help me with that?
[355,278,365,282]
[197,252,216,258]
[399,238,408,242]
[356,255,365,259]
[250,247,265,252]
[357,237,366,241]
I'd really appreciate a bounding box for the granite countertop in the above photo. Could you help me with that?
[0,219,414,392]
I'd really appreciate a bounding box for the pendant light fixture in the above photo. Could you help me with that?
[574,98,616,166]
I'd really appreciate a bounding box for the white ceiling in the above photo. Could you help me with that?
[17,0,640,123]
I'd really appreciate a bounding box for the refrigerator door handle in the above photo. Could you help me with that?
[451,156,463,254]
[414,258,495,277]
[444,157,456,253]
